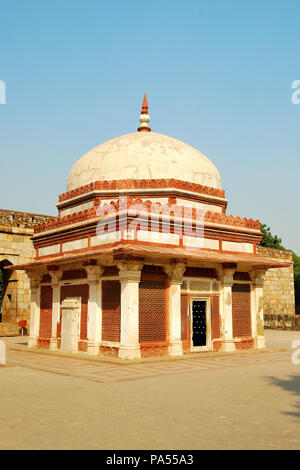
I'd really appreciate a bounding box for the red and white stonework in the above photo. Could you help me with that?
[9,95,292,359]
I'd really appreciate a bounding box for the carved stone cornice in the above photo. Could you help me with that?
[35,184,260,235]
[164,262,186,284]
[58,178,226,204]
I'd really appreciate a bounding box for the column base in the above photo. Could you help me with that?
[168,341,183,356]
[222,339,236,352]
[49,338,57,351]
[28,337,38,348]
[60,345,78,353]
[118,344,141,360]
[256,335,266,349]
[87,341,100,356]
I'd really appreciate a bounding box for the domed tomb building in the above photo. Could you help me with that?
[12,95,291,359]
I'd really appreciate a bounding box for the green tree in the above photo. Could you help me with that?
[259,223,285,250]
[292,252,300,309]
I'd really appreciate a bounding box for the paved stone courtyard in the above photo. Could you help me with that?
[1,330,300,449]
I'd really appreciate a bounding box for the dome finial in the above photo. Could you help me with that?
[138,93,151,132]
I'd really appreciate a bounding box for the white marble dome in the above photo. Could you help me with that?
[67,132,222,191]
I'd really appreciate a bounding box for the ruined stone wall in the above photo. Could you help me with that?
[257,246,295,317]
[0,209,57,330]
[0,226,34,325]
[264,314,300,330]
[0,208,54,228]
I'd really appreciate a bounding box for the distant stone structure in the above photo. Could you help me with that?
[257,246,298,330]
[0,209,56,335]
[257,247,295,316]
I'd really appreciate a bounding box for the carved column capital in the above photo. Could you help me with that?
[221,268,236,287]
[27,271,42,289]
[250,269,267,287]
[48,269,63,286]
[163,262,186,284]
[84,265,104,284]
[116,260,144,272]
[116,260,143,283]
[118,270,142,283]
[215,266,224,282]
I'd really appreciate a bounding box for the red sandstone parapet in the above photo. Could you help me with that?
[58,178,226,203]
[34,198,260,234]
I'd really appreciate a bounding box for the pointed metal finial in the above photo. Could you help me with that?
[138,93,151,132]
[141,93,149,114]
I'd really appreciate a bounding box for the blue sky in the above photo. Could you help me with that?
[0,0,299,252]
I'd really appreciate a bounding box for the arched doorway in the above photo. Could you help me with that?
[0,259,13,323]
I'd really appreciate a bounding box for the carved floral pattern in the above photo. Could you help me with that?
[84,264,103,282]
[48,269,63,285]
[250,269,267,287]
[164,263,186,283]
[58,178,226,202]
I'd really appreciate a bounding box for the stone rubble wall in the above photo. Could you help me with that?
[0,208,56,229]
[264,314,300,330]
[257,246,297,329]
[0,226,35,327]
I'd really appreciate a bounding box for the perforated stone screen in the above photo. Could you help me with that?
[102,280,121,342]
[39,285,53,338]
[232,283,251,337]
[181,293,189,341]
[139,279,167,343]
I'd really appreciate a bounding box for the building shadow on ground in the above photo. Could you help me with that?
[266,375,300,419]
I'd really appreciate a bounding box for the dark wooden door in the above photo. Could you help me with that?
[192,300,206,347]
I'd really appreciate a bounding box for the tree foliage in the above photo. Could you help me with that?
[260,224,285,250]
[292,252,300,308]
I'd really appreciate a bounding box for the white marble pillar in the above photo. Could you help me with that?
[60,297,80,352]
[117,261,143,360]
[27,272,42,348]
[0,340,6,365]
[250,269,267,349]
[164,263,186,356]
[85,265,103,355]
[220,267,236,352]
[48,269,63,351]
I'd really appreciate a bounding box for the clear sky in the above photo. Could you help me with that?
[0,0,299,252]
